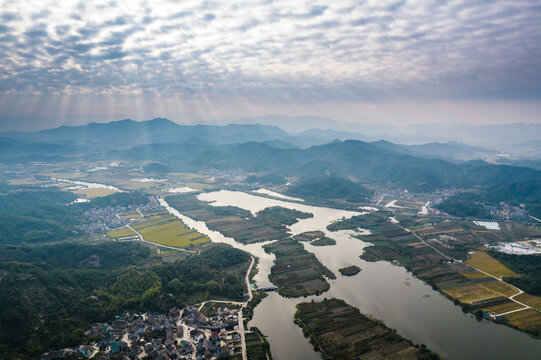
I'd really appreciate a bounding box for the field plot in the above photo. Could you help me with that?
[106,227,136,238]
[466,251,520,278]
[445,283,502,304]
[264,239,335,297]
[444,279,518,304]
[245,329,272,360]
[514,294,541,311]
[133,211,210,248]
[73,188,118,198]
[166,195,299,244]
[505,309,541,334]
[295,298,437,360]
[487,302,525,314]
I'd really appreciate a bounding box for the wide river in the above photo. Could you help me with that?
[161,190,541,360]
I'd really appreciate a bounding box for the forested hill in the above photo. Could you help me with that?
[113,139,541,192]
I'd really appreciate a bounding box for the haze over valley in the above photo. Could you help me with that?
[1,1,541,359]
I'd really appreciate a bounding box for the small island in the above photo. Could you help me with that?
[293,230,337,246]
[339,265,361,276]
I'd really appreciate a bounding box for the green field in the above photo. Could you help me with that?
[106,227,136,238]
[135,213,210,248]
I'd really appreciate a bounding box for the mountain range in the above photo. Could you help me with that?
[2,118,540,215]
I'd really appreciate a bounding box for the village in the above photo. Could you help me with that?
[41,305,245,360]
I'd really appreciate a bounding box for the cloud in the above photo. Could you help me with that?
[0,0,539,114]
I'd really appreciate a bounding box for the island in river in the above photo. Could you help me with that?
[295,298,440,360]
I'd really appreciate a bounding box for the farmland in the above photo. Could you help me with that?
[130,211,210,248]
[465,251,520,278]
[295,298,439,360]
[245,327,272,360]
[73,188,118,198]
[106,227,136,238]
[342,211,541,335]
[264,239,335,297]
[166,195,306,244]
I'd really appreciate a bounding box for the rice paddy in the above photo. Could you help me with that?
[134,212,210,248]
[505,309,541,333]
[106,227,136,238]
[514,293,541,311]
[465,251,520,278]
[73,188,118,198]
[444,280,519,304]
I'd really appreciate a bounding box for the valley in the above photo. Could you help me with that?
[1,122,541,359]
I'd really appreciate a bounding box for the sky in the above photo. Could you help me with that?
[1,0,541,131]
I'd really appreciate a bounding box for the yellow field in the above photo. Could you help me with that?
[482,281,520,297]
[138,219,210,248]
[107,227,136,238]
[122,214,141,220]
[73,188,118,198]
[8,177,47,185]
[445,280,519,304]
[186,182,215,190]
[116,180,156,189]
[132,215,175,230]
[465,251,520,278]
[487,302,525,314]
[445,283,500,304]
[40,172,85,179]
[505,309,541,332]
[514,294,541,311]
[460,271,490,279]
[207,216,243,223]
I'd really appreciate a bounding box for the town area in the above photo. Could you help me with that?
[41,304,253,360]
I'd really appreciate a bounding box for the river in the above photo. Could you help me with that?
[161,190,541,360]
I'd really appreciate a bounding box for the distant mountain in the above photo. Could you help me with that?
[220,114,344,133]
[0,118,305,151]
[495,158,541,170]
[112,139,541,194]
[0,137,81,162]
[261,139,299,149]
[370,140,497,161]
[295,128,375,142]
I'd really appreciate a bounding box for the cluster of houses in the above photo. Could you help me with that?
[80,205,127,233]
[79,197,161,233]
[41,305,243,360]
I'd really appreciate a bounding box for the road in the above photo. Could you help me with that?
[113,209,197,253]
[399,222,540,316]
[244,256,255,303]
[396,223,452,261]
[127,203,256,360]
[125,222,197,253]
[238,309,248,360]
[529,215,541,223]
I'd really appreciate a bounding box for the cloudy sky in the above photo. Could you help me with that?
[1,0,541,130]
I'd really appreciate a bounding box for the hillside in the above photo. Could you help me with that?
[286,175,371,202]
